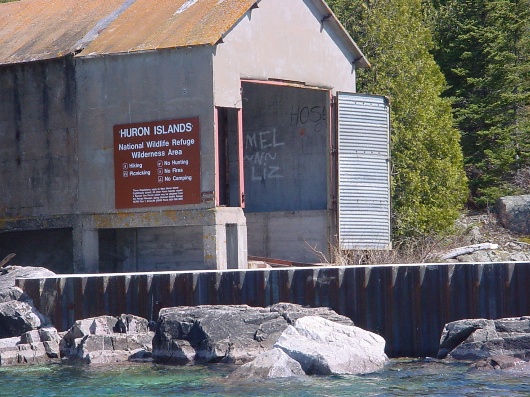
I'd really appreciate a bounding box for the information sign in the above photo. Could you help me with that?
[113,117,201,209]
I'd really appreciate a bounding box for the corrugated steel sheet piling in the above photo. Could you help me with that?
[16,262,530,358]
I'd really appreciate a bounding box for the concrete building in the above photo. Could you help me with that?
[0,0,391,274]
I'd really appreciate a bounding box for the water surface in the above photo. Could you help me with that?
[1,359,529,397]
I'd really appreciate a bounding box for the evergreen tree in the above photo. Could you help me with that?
[329,0,468,237]
[432,0,530,206]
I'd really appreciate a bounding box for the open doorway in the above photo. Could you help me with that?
[216,107,244,208]
[241,81,333,262]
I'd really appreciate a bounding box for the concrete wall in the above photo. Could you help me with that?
[213,0,357,108]
[0,57,78,272]
[246,210,330,263]
[0,56,78,218]
[18,261,530,358]
[75,48,216,213]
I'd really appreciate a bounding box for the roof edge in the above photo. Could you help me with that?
[311,0,370,68]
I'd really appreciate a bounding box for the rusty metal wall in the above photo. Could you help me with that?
[17,262,530,358]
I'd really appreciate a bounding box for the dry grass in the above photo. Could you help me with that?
[328,211,511,266]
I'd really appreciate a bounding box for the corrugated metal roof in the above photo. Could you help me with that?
[0,0,367,67]
[79,0,258,56]
[0,0,129,64]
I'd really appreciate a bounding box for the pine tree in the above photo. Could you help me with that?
[432,0,530,206]
[329,0,468,237]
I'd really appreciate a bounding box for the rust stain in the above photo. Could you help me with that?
[0,0,127,64]
[0,0,256,64]
[80,0,257,56]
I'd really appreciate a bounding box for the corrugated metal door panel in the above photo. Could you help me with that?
[337,93,391,250]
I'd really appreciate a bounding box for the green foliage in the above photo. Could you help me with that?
[431,0,530,207]
[329,0,468,237]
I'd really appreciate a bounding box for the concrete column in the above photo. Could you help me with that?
[73,221,99,274]
[236,222,248,269]
[203,224,227,270]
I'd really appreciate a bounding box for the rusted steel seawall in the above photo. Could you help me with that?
[16,262,530,358]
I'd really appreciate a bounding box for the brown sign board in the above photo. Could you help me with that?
[113,117,201,209]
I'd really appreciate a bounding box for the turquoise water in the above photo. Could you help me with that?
[1,359,530,396]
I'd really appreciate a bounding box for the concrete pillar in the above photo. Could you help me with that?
[202,208,248,270]
[203,224,227,270]
[73,221,99,274]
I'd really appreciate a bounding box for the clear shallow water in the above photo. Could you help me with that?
[1,359,530,397]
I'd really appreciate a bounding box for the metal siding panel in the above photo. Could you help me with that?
[337,93,391,249]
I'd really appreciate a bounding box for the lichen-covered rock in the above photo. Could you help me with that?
[497,195,530,234]
[274,316,388,375]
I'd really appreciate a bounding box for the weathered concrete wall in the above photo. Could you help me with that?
[246,210,330,263]
[17,262,530,358]
[213,0,357,107]
[75,48,216,214]
[0,56,78,218]
[0,57,78,272]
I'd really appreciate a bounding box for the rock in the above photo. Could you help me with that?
[0,326,62,365]
[17,342,50,364]
[0,349,19,366]
[438,317,530,361]
[153,305,287,364]
[0,286,33,304]
[0,266,55,291]
[274,316,388,375]
[229,348,306,380]
[497,195,530,234]
[0,300,50,338]
[470,355,530,372]
[152,303,357,365]
[60,314,154,364]
[456,250,530,263]
[269,302,354,327]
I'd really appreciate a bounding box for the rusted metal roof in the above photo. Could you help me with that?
[0,0,130,65]
[0,0,367,67]
[79,0,258,56]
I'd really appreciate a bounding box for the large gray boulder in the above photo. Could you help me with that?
[438,317,530,360]
[0,266,55,291]
[0,300,51,338]
[153,305,287,364]
[228,348,306,380]
[152,303,360,366]
[60,314,154,364]
[274,316,388,375]
[497,195,530,234]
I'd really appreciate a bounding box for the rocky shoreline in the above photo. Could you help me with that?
[3,264,530,378]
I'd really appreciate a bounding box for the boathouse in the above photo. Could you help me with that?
[0,0,391,273]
